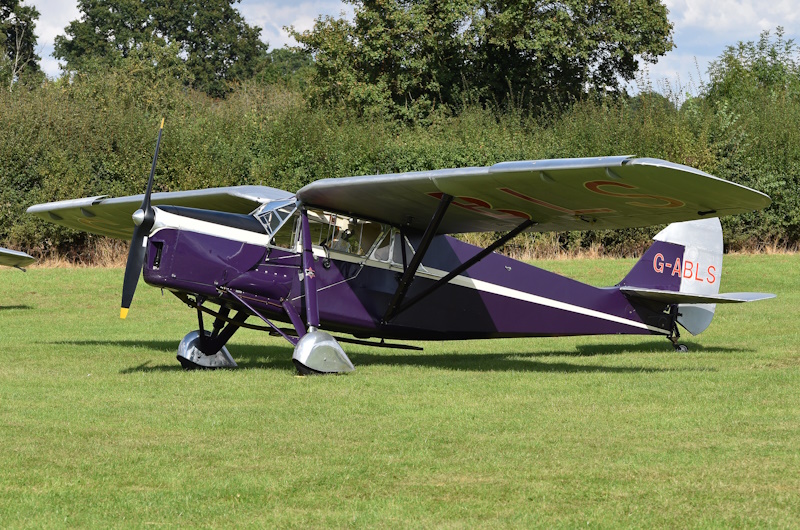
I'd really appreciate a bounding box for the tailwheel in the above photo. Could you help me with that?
[177,330,238,370]
[667,305,689,352]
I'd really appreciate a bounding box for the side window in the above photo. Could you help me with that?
[359,222,383,255]
[307,210,332,247]
[370,229,418,267]
[372,231,391,261]
[306,210,384,257]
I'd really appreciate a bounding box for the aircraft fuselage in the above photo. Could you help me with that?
[142,207,671,341]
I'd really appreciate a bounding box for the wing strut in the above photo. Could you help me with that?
[388,218,536,321]
[300,207,320,330]
[382,193,454,324]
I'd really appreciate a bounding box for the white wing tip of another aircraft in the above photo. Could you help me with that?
[0,247,36,269]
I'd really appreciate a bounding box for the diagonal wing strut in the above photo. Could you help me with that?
[382,193,453,323]
[381,194,536,324]
[388,217,536,322]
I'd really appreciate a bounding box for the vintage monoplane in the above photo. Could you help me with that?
[27,123,774,374]
[0,247,35,270]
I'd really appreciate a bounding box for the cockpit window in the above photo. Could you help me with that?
[370,229,420,268]
[255,203,389,256]
[305,209,384,257]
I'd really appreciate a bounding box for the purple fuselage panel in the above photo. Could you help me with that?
[143,229,668,340]
[145,228,265,297]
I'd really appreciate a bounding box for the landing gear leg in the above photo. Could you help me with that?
[291,208,354,375]
[177,330,237,369]
[667,305,689,352]
[177,302,246,369]
[292,331,355,375]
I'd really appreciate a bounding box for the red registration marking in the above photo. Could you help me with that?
[585,181,684,208]
[498,187,613,216]
[427,179,684,222]
[428,192,530,220]
[653,252,716,284]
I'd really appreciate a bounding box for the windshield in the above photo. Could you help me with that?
[253,199,298,245]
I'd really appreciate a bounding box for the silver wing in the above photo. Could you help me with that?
[28,157,772,239]
[297,156,771,234]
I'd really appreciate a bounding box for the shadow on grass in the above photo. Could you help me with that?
[49,338,730,375]
[57,340,721,375]
[347,351,714,374]
[43,339,293,373]
[0,304,33,311]
[119,355,295,374]
[564,340,751,357]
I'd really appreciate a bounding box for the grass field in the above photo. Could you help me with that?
[1,254,798,528]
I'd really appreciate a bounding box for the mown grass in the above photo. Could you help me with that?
[0,255,798,528]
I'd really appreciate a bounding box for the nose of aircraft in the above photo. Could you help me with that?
[132,208,145,226]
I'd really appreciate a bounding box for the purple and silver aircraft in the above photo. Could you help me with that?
[27,123,774,374]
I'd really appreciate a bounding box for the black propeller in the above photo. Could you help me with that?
[121,118,165,319]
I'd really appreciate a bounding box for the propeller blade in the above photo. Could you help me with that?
[120,118,165,319]
[120,224,148,319]
[142,118,165,213]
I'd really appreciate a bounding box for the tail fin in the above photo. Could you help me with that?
[619,218,773,335]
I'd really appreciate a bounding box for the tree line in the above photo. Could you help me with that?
[0,0,798,258]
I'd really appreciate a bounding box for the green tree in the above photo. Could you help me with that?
[471,0,674,108]
[292,0,472,119]
[0,0,42,89]
[701,28,800,247]
[54,0,267,98]
[292,0,673,118]
[254,48,314,89]
[705,27,800,105]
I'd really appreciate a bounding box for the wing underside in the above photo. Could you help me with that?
[26,157,772,239]
[296,156,771,234]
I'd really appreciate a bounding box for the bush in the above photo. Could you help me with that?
[2,32,799,259]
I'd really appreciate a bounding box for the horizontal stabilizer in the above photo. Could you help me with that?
[621,286,775,304]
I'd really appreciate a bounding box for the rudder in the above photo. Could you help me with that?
[620,218,723,335]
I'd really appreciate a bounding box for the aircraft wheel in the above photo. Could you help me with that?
[674,343,689,353]
[292,359,324,376]
[176,330,238,370]
[292,330,354,375]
